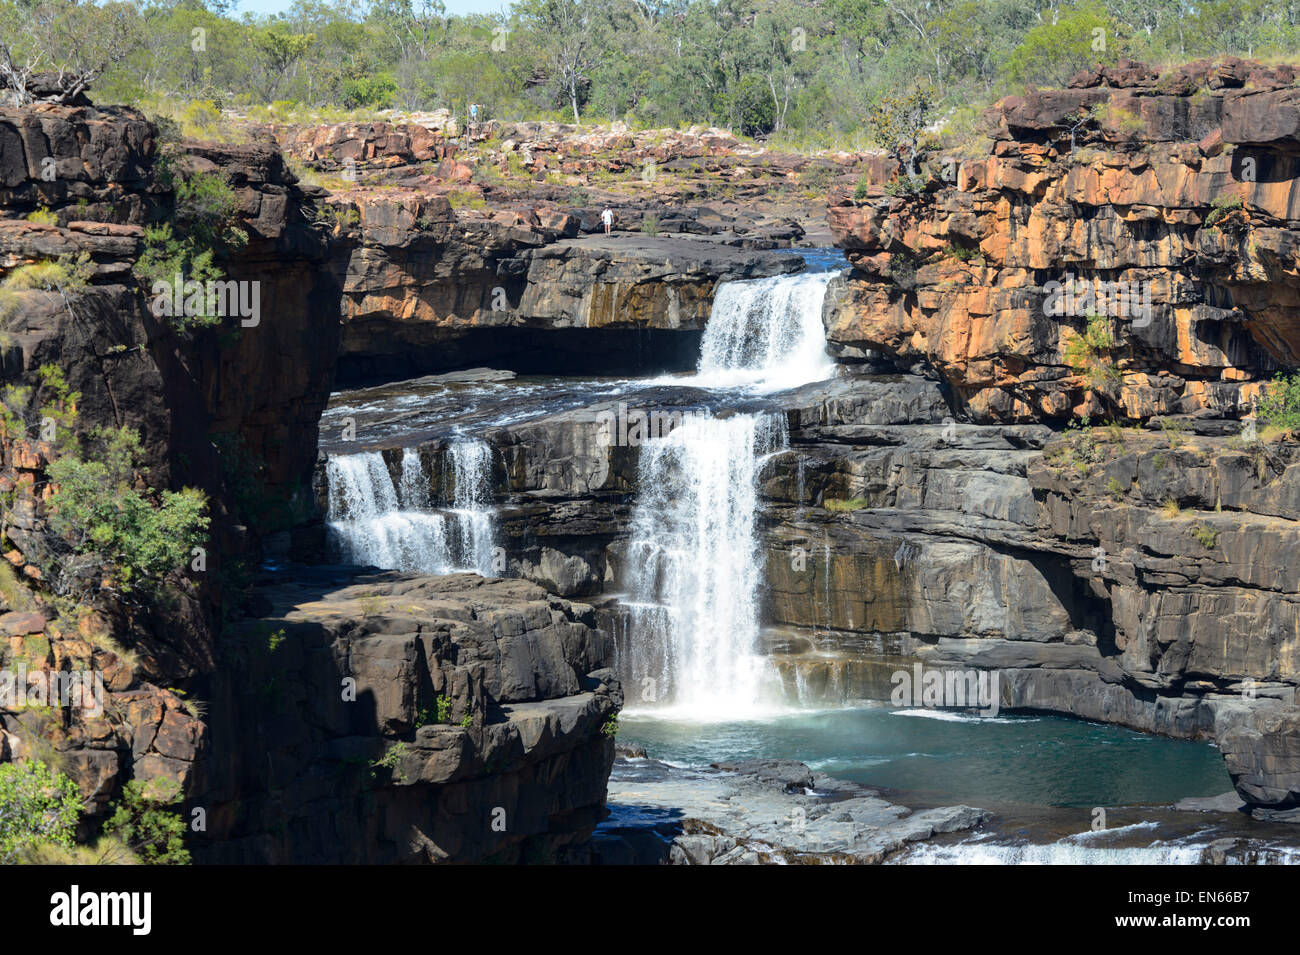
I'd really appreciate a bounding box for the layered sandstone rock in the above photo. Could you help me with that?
[325,188,803,381]
[827,57,1300,424]
[331,366,1300,811]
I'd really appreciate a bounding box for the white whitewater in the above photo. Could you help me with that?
[446,439,495,574]
[894,837,1300,865]
[691,270,836,392]
[326,441,497,575]
[619,268,841,717]
[621,413,789,719]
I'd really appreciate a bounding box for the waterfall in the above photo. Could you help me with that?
[325,441,497,576]
[621,413,788,718]
[692,270,836,391]
[446,439,495,574]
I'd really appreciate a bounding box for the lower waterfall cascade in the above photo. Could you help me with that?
[619,413,789,719]
[325,440,497,576]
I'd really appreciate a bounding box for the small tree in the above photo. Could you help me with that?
[31,367,209,603]
[865,86,935,182]
[1257,371,1300,434]
[43,426,209,599]
[0,760,83,864]
[1004,1,1118,90]
[0,0,141,105]
[103,779,190,865]
[251,27,315,102]
[516,0,604,124]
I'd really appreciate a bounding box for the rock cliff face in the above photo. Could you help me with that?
[813,58,1300,812]
[0,105,625,863]
[267,116,828,383]
[11,57,1300,863]
[827,57,1300,425]
[0,104,338,817]
[327,192,799,382]
[309,60,1300,819]
[198,570,619,863]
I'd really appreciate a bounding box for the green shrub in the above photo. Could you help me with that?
[135,166,248,331]
[370,741,410,782]
[0,759,83,864]
[103,778,190,865]
[43,424,209,599]
[1060,415,1101,475]
[0,253,94,324]
[824,497,868,511]
[640,213,659,236]
[1158,415,1189,448]
[342,74,398,110]
[1064,312,1119,388]
[883,175,925,196]
[1257,371,1300,434]
[601,715,619,738]
[446,190,486,211]
[20,835,139,864]
[1204,195,1245,230]
[179,100,222,137]
[25,207,58,226]
[1193,524,1218,549]
[728,74,776,137]
[889,256,917,290]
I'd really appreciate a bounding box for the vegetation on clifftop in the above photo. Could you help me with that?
[3,0,1300,149]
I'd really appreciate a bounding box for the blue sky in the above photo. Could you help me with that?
[235,0,510,15]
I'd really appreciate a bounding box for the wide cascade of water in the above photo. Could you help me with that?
[691,270,836,391]
[620,413,788,719]
[325,441,497,575]
[617,267,842,717]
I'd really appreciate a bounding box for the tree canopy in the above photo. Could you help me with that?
[2,0,1297,147]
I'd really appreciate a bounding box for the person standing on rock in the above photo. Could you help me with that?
[601,207,614,234]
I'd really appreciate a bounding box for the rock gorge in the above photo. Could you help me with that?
[4,56,1300,864]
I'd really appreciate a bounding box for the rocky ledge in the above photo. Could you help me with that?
[197,569,621,863]
[329,194,804,381]
[321,367,1300,816]
[594,756,987,864]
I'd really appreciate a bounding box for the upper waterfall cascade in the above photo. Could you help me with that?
[692,270,837,392]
